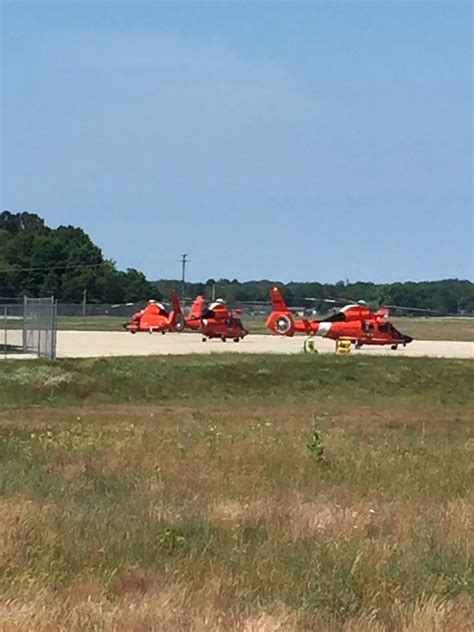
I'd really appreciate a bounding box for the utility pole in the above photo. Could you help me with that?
[180,254,188,303]
[82,289,87,317]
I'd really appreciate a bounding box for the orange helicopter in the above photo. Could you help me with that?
[124,292,185,334]
[266,287,413,350]
[184,296,248,342]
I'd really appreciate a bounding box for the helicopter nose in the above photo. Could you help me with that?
[403,335,413,344]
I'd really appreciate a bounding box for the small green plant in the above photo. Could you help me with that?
[157,528,186,553]
[307,426,324,461]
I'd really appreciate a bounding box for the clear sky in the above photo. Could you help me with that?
[1,0,472,283]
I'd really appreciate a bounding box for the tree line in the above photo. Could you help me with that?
[157,278,474,315]
[1,211,473,314]
[0,211,155,303]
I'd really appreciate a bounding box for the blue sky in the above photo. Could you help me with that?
[1,1,472,282]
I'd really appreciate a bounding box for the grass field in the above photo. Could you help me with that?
[57,315,126,331]
[0,355,473,630]
[53,315,474,342]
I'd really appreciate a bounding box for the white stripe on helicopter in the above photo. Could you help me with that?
[316,322,332,337]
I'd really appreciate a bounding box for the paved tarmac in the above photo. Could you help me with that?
[52,331,473,359]
[2,329,472,359]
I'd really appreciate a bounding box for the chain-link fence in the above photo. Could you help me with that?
[22,296,57,360]
[1,303,24,356]
[57,302,140,317]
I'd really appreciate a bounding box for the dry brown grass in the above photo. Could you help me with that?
[0,499,41,567]
[438,500,474,548]
[0,372,472,631]
[0,590,472,631]
[390,317,474,342]
[209,496,429,542]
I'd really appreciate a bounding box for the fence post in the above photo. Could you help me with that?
[51,300,57,360]
[22,296,27,352]
[3,306,6,357]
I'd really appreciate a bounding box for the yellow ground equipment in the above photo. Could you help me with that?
[336,337,352,354]
[303,337,318,353]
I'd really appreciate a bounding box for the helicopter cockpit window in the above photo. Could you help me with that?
[389,324,402,336]
[378,323,389,333]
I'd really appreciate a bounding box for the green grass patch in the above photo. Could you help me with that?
[57,316,126,331]
[0,401,472,627]
[0,354,472,408]
[0,354,473,628]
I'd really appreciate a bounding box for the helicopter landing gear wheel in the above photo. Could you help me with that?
[202,336,207,342]
[391,345,398,350]
[174,314,185,332]
[355,340,362,349]
[221,335,226,342]
[233,338,240,343]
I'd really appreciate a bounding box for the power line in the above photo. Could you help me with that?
[0,262,109,274]
[0,256,196,275]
